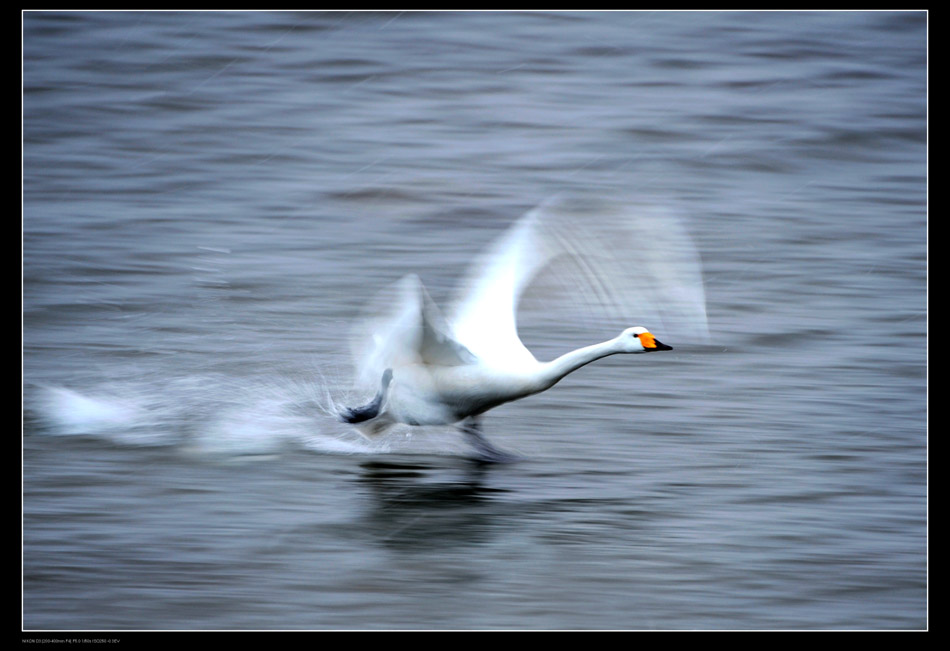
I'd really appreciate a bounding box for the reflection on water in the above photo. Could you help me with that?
[357,460,504,551]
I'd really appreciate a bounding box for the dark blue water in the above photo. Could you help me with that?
[23,10,926,630]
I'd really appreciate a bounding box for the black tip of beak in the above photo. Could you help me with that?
[650,340,673,352]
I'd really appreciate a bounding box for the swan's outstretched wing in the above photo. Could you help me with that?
[449,195,709,367]
[448,205,551,369]
[350,274,476,389]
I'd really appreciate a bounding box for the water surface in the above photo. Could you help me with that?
[23,10,927,630]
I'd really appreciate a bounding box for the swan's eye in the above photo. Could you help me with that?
[632,333,639,338]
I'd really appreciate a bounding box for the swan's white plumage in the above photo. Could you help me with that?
[344,194,708,450]
[450,205,546,370]
[349,273,475,390]
[449,195,708,365]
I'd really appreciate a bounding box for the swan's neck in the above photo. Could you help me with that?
[537,338,621,390]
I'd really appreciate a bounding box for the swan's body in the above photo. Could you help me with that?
[340,195,707,460]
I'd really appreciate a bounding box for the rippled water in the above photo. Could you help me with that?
[23,10,927,630]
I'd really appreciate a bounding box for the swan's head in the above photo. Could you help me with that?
[618,326,673,353]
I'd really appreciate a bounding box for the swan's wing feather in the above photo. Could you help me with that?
[350,274,475,389]
[449,195,708,365]
[414,277,479,368]
[448,206,552,367]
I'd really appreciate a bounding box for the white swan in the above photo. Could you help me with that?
[340,195,708,461]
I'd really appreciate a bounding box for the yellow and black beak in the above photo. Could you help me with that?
[640,331,673,352]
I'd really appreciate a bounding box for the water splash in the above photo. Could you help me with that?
[37,385,151,437]
[27,371,388,458]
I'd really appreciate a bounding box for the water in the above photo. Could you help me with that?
[22,10,927,630]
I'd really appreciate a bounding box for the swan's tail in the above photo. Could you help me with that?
[338,368,393,425]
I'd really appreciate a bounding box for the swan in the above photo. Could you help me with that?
[339,195,708,461]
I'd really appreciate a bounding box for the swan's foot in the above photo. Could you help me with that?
[339,404,377,424]
[339,369,393,424]
[460,418,521,464]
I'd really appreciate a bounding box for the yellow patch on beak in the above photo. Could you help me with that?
[639,332,658,348]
